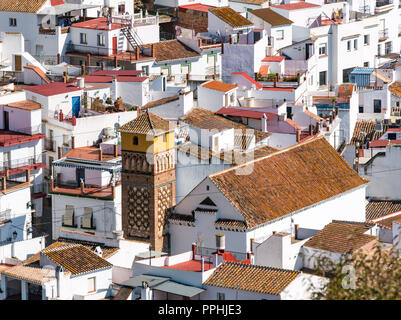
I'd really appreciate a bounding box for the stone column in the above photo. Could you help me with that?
[21,280,28,300]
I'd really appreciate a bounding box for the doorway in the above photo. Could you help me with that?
[4,111,9,130]
[112,37,117,55]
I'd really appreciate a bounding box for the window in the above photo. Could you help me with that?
[161,67,170,76]
[63,134,69,146]
[97,34,105,46]
[364,62,369,67]
[319,43,327,56]
[63,205,75,227]
[354,39,358,50]
[9,18,16,27]
[80,33,87,44]
[217,292,225,300]
[342,67,354,83]
[347,40,351,51]
[118,4,125,14]
[142,65,149,75]
[276,30,284,40]
[82,207,94,229]
[133,136,139,145]
[374,99,382,113]
[397,102,400,107]
[388,133,397,140]
[364,34,370,45]
[359,106,364,113]
[88,277,96,293]
[319,71,327,86]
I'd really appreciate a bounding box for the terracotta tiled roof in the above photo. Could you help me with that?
[119,111,174,135]
[41,243,112,275]
[370,212,401,230]
[23,65,51,84]
[271,2,320,10]
[180,108,270,143]
[209,137,369,228]
[201,80,238,92]
[0,0,47,12]
[231,0,267,4]
[209,7,253,28]
[56,238,120,259]
[389,82,401,98]
[3,265,56,285]
[214,219,247,229]
[7,100,41,111]
[350,120,388,146]
[262,56,286,62]
[304,221,377,254]
[203,262,300,295]
[337,83,355,99]
[169,213,195,222]
[366,200,401,220]
[143,40,200,63]
[142,94,180,110]
[250,8,293,26]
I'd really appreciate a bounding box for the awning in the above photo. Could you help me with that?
[121,275,170,288]
[153,281,205,298]
[349,68,374,87]
[136,250,168,259]
[52,158,121,172]
[37,4,100,15]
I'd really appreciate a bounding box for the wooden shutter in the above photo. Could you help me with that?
[64,205,74,226]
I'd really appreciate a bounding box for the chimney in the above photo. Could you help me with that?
[2,176,6,191]
[114,144,118,157]
[294,224,299,240]
[296,128,301,143]
[99,149,103,161]
[57,53,61,65]
[71,136,75,149]
[87,53,91,67]
[136,46,140,60]
[25,169,30,183]
[192,243,197,259]
[261,113,268,132]
[58,146,62,159]
[216,233,225,252]
[80,179,85,194]
[308,124,313,136]
[59,109,63,122]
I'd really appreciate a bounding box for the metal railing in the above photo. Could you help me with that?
[0,155,42,172]
[379,28,389,40]
[376,0,393,7]
[195,246,248,262]
[44,139,56,152]
[0,209,11,224]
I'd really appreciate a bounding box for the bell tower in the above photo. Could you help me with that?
[119,111,176,252]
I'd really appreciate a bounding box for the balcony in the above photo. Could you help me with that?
[376,0,394,12]
[0,209,11,225]
[44,139,56,152]
[378,29,389,42]
[0,155,45,176]
[38,26,70,35]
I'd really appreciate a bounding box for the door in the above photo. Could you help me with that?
[76,168,85,186]
[374,99,382,113]
[112,37,117,55]
[72,96,81,117]
[14,55,22,72]
[4,111,9,130]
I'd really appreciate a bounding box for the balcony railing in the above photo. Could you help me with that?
[376,0,393,7]
[0,155,42,172]
[44,139,56,152]
[38,26,70,35]
[379,29,389,41]
[195,246,248,262]
[0,209,11,224]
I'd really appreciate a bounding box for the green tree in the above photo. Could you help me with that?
[134,0,144,11]
[311,246,401,300]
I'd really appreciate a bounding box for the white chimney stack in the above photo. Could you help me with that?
[343,3,350,24]
[261,113,268,133]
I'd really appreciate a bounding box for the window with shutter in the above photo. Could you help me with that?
[88,277,96,293]
[63,205,75,227]
[82,207,93,229]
